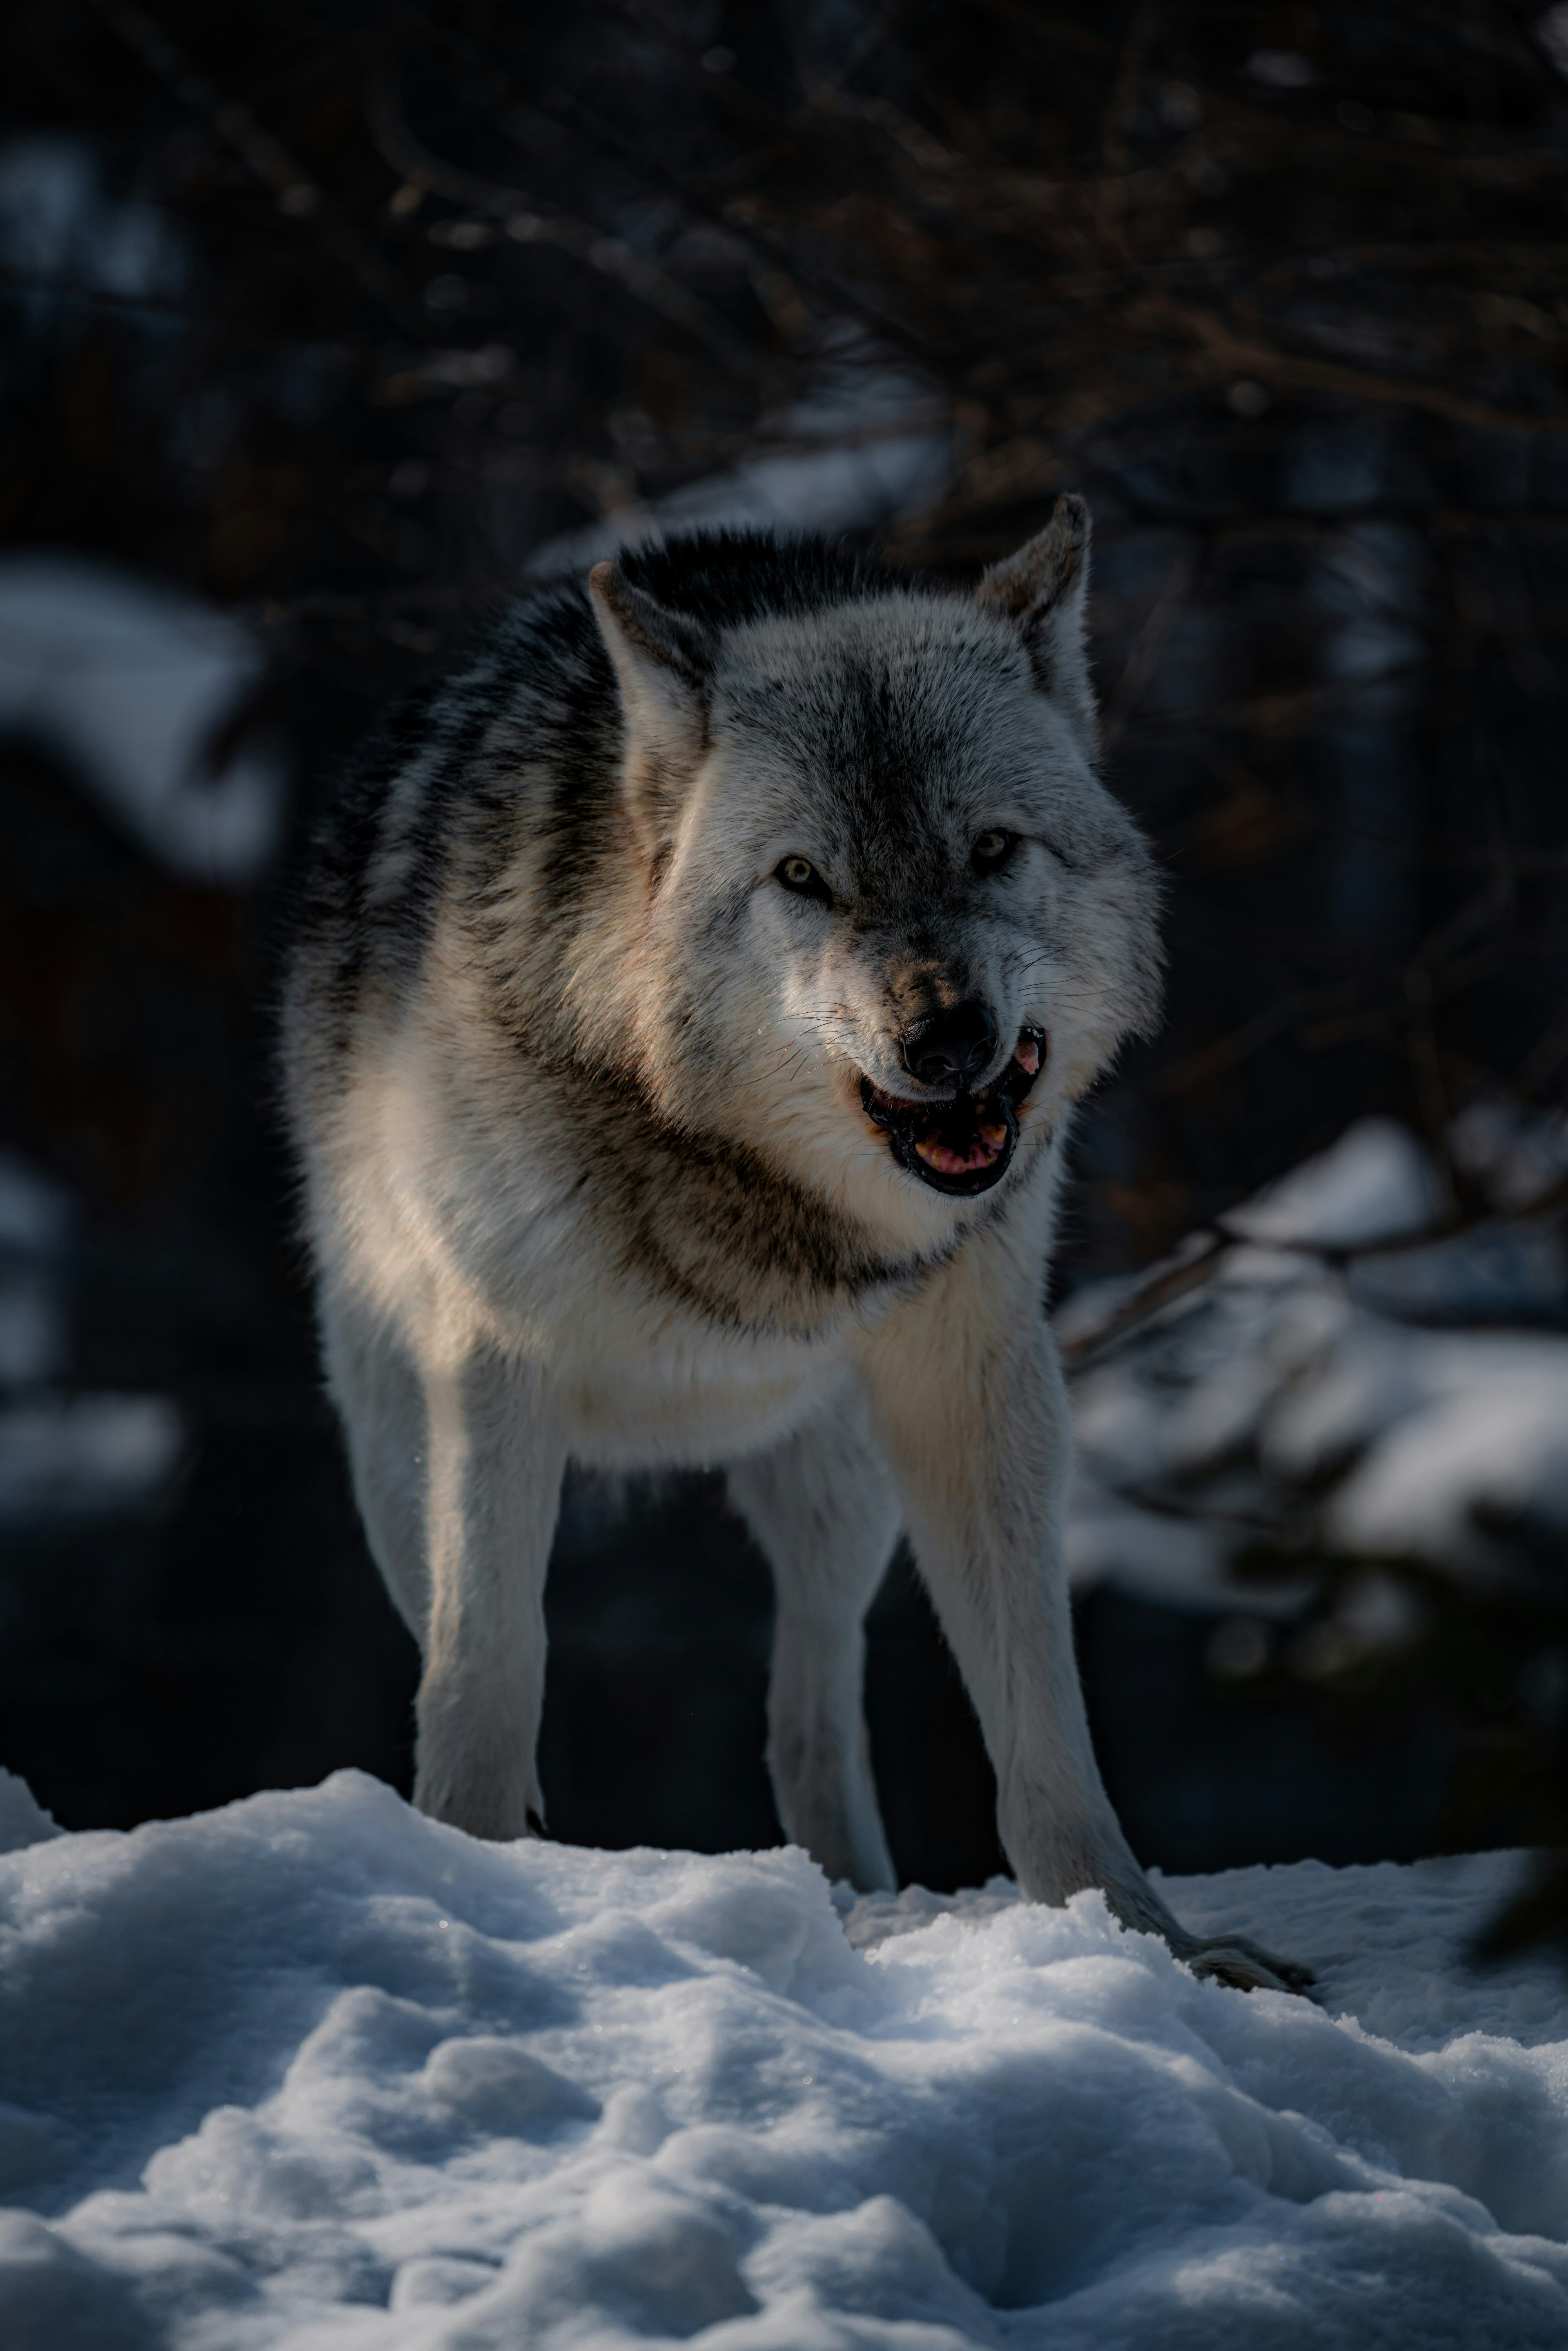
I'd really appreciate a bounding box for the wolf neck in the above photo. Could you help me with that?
[594,1083,977,1340]
[496,878,993,1339]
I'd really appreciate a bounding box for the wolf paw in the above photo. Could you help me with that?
[1180,1934,1316,1997]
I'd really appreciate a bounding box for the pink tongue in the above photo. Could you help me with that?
[1014,1035,1041,1075]
[916,1123,1006,1174]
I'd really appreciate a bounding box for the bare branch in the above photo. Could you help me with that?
[89,0,428,334]
[365,62,771,384]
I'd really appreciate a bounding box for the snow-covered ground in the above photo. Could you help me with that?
[1,1769,1564,2348]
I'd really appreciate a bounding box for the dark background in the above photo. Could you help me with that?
[2,0,1567,1899]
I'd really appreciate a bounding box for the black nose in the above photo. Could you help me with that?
[902,1000,999,1089]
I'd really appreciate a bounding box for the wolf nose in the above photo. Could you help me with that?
[902,1001,999,1089]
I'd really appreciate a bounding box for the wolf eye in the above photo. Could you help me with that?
[776,855,830,903]
[971,829,1015,871]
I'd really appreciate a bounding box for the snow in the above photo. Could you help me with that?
[0,136,188,311]
[0,1270,61,1388]
[1326,1354,1568,1576]
[0,1394,186,1528]
[0,555,290,886]
[0,1151,71,1388]
[0,1155,68,1259]
[0,1152,185,1518]
[0,1770,58,1859]
[1449,1095,1568,1214]
[0,153,287,887]
[0,1772,1565,2347]
[525,374,952,579]
[1540,4,1568,85]
[1219,1116,1450,1251]
[1058,1114,1568,1616]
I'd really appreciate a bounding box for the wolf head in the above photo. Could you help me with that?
[582,501,1162,1237]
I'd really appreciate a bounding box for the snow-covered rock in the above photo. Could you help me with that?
[1058,1115,1568,1616]
[0,1771,1564,2347]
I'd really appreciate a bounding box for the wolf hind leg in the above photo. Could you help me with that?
[728,1395,900,1893]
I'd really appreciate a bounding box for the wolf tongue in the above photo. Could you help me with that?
[917,1129,1002,1173]
[915,1092,1005,1172]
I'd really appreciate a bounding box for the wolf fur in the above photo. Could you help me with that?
[281,500,1309,1995]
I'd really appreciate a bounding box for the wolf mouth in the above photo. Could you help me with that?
[860,1029,1047,1197]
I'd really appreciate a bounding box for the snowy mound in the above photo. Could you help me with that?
[1,1776,1565,2347]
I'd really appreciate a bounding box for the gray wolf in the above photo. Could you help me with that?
[281,498,1310,1994]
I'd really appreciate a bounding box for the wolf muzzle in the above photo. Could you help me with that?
[861,1027,1047,1197]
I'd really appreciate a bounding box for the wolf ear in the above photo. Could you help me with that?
[976,494,1097,756]
[589,561,715,867]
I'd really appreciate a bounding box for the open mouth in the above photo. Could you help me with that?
[860,1029,1047,1197]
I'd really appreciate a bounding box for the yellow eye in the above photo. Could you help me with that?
[776,855,827,899]
[972,829,1013,868]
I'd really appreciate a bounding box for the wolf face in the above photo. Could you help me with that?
[587,498,1162,1235]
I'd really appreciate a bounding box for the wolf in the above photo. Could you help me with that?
[281,497,1309,1994]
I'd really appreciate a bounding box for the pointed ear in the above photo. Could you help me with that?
[976,493,1097,756]
[589,561,716,868]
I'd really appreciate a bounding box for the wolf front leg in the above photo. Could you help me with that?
[854,1254,1312,1995]
[409,1337,567,1841]
[728,1395,900,1893]
[326,1292,565,1843]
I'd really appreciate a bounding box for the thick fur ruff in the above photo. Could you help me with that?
[281,510,1310,1997]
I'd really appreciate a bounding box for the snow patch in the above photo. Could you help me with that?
[1059,1116,1568,1610]
[0,1769,59,1859]
[0,555,290,886]
[0,1773,1563,2347]
[1450,1094,1568,1213]
[0,1393,185,1527]
[1222,1116,1450,1251]
[0,136,188,310]
[526,375,952,577]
